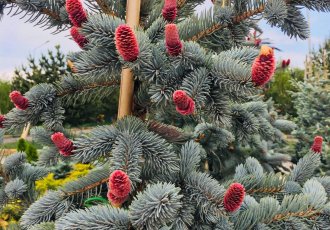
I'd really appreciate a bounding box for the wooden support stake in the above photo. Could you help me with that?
[117,0,141,119]
[20,122,31,140]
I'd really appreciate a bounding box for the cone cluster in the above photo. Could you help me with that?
[66,0,87,27]
[66,0,88,48]
[107,170,131,207]
[282,59,290,68]
[173,90,195,115]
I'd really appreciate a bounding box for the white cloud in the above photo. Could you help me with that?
[0,10,79,77]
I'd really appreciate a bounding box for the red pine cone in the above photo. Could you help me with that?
[162,0,177,22]
[51,132,74,156]
[281,59,291,68]
[0,115,5,128]
[251,45,276,86]
[286,59,290,67]
[66,0,87,27]
[223,183,245,212]
[173,90,195,115]
[165,24,182,56]
[311,136,323,154]
[71,26,88,48]
[107,191,128,207]
[115,25,139,62]
[109,170,131,198]
[9,91,29,110]
[254,38,262,46]
[281,60,287,68]
[173,90,188,106]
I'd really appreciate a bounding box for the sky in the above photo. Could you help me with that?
[0,1,330,81]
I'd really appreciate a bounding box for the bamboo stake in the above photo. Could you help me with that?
[117,0,141,119]
[20,122,31,140]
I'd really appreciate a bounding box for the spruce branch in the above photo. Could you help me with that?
[130,182,183,229]
[288,152,321,184]
[40,8,61,21]
[188,4,266,42]
[177,0,186,8]
[29,222,55,230]
[94,0,118,17]
[7,0,62,21]
[61,165,110,197]
[55,205,130,229]
[110,131,143,190]
[56,80,119,97]
[270,209,320,223]
[187,0,312,42]
[248,185,283,194]
[21,165,110,228]
[63,177,108,197]
[147,120,190,144]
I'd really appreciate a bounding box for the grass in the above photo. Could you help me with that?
[3,141,42,150]
[3,142,18,149]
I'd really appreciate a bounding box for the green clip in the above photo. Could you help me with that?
[84,196,109,207]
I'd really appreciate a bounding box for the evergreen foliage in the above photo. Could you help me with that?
[291,80,330,173]
[11,45,119,126]
[16,138,38,162]
[12,45,67,94]
[0,0,329,229]
[0,80,13,114]
[309,38,330,80]
[265,67,304,117]
[26,143,39,162]
[16,138,27,152]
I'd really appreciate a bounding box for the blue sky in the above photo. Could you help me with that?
[0,1,329,80]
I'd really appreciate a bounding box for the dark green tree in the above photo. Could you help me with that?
[0,80,13,114]
[265,66,304,117]
[12,45,67,94]
[16,138,38,162]
[17,138,27,152]
[26,143,38,162]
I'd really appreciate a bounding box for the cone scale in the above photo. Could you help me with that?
[173,90,195,115]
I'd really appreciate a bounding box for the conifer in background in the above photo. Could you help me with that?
[0,0,330,229]
[265,66,304,117]
[11,45,118,125]
[16,138,27,152]
[291,80,330,173]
